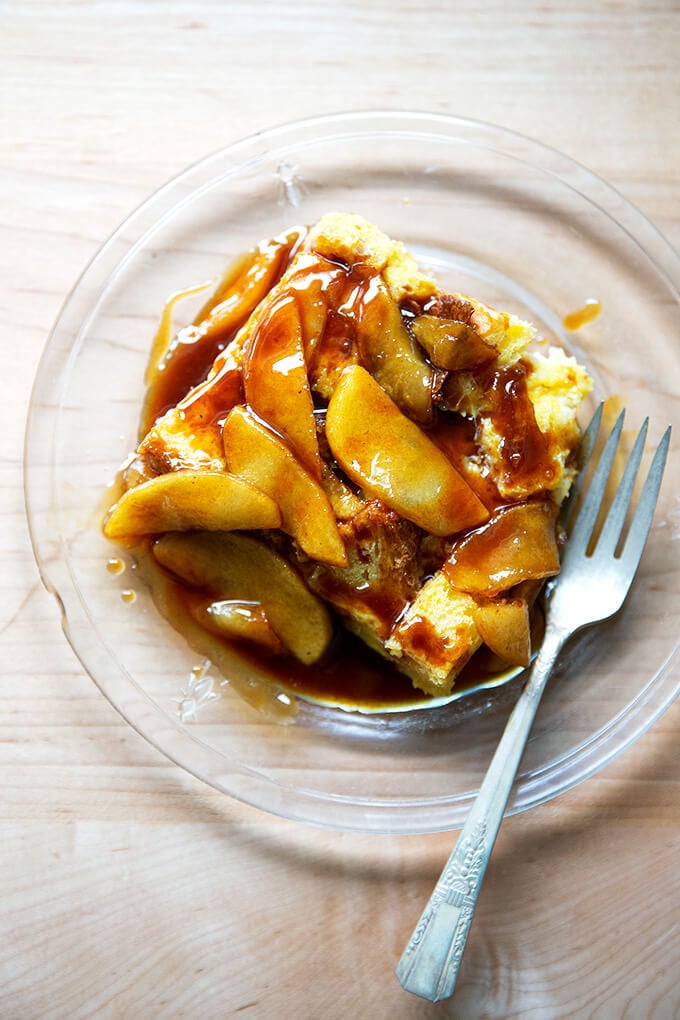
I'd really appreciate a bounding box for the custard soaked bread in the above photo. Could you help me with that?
[104,214,592,702]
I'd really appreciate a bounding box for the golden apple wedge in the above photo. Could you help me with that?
[411,314,496,371]
[103,470,281,540]
[473,597,531,667]
[243,291,322,479]
[153,531,333,664]
[444,500,560,595]
[222,405,347,567]
[326,365,489,536]
[192,227,304,341]
[355,278,434,424]
[134,550,296,719]
[191,599,283,655]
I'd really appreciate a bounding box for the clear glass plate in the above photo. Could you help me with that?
[24,111,680,834]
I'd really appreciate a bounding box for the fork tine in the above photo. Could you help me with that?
[560,402,604,528]
[618,425,671,574]
[596,417,649,555]
[575,401,604,481]
[565,409,625,556]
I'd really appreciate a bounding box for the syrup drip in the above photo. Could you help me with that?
[563,299,602,331]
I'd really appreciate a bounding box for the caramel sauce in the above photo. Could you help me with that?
[177,350,244,434]
[261,614,523,710]
[394,615,458,672]
[305,568,412,644]
[142,326,232,431]
[260,629,425,710]
[563,299,602,331]
[120,589,137,604]
[106,557,125,575]
[428,417,505,511]
[157,562,514,711]
[276,635,516,710]
[483,362,556,492]
[144,280,213,388]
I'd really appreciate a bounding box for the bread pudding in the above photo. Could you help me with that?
[103,213,592,710]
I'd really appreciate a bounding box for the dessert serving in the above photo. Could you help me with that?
[102,213,592,714]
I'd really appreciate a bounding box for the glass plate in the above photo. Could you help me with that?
[24,111,680,833]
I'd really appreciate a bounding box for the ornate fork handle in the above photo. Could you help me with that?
[396,626,566,1002]
[397,410,671,1002]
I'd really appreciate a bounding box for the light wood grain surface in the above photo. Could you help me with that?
[2,2,679,1017]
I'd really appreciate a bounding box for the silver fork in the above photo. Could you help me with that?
[396,406,671,1003]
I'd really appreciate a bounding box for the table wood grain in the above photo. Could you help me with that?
[2,2,678,1017]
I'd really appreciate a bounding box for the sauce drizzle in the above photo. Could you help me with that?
[563,299,602,331]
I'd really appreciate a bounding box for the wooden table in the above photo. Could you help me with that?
[3,3,678,1016]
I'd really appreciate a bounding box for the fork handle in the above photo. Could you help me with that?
[396,626,566,1002]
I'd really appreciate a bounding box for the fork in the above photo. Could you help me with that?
[396,406,671,1002]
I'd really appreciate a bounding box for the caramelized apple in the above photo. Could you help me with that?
[410,314,497,371]
[472,597,531,666]
[222,405,347,567]
[153,532,333,664]
[103,469,281,540]
[355,277,434,423]
[192,227,305,342]
[134,550,297,718]
[444,500,560,595]
[326,366,489,536]
[191,599,283,655]
[243,291,322,479]
[294,274,329,362]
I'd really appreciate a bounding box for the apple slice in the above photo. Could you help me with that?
[292,272,329,362]
[135,549,297,719]
[473,597,531,666]
[444,499,560,595]
[153,531,333,664]
[141,230,304,434]
[103,469,281,540]
[326,365,489,536]
[222,406,347,567]
[191,599,283,655]
[411,315,497,371]
[355,277,434,424]
[192,227,305,341]
[243,291,322,479]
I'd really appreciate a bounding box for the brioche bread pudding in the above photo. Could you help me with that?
[103,214,592,714]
